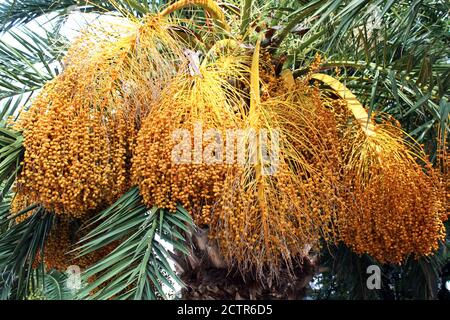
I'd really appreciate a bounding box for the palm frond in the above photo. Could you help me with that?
[0,0,112,32]
[0,23,67,124]
[281,0,450,160]
[0,205,53,300]
[394,254,445,300]
[0,25,65,87]
[75,187,194,300]
[0,192,12,223]
[312,244,385,300]
[39,270,77,300]
[313,243,448,300]
[0,128,24,200]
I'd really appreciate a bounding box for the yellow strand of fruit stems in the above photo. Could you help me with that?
[250,39,261,115]
[311,73,376,137]
[159,0,231,32]
[249,36,270,255]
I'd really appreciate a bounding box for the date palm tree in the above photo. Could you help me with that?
[0,0,448,300]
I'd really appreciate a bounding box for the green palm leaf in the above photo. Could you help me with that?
[38,270,78,300]
[75,187,194,300]
[0,0,111,32]
[0,128,24,201]
[0,205,53,300]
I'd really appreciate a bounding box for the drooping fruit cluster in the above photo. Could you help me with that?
[258,57,349,246]
[205,55,341,278]
[10,195,116,271]
[14,15,185,217]
[262,68,345,243]
[10,190,35,223]
[132,56,246,222]
[212,159,322,278]
[16,75,133,217]
[40,216,117,271]
[337,123,447,263]
[313,76,448,264]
